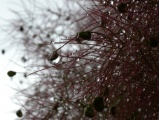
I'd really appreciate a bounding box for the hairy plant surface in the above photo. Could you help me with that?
[7,0,159,120]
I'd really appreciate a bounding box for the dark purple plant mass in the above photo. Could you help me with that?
[6,0,159,120]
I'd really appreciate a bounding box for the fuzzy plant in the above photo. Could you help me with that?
[6,0,159,120]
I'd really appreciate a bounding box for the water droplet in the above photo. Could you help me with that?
[76,58,79,61]
[138,108,141,112]
[121,29,125,33]
[110,1,114,5]
[148,102,151,106]
[97,77,100,82]
[140,36,145,42]
[103,42,107,46]
[144,115,147,119]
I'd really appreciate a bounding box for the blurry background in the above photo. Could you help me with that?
[0,0,69,119]
[0,0,26,119]
[0,0,43,119]
[0,0,82,119]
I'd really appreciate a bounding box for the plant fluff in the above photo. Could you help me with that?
[7,0,159,120]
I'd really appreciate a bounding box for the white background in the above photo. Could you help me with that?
[0,0,36,119]
[0,0,64,119]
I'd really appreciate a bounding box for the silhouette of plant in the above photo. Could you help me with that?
[6,0,159,119]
